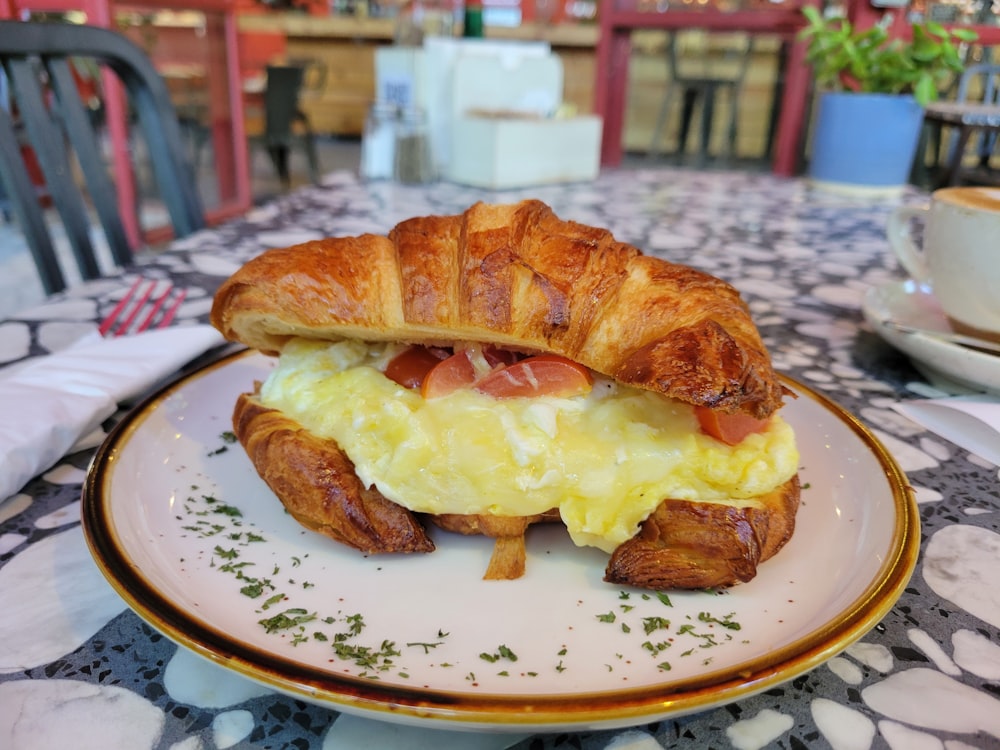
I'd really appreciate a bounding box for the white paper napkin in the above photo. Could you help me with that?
[892,395,1000,466]
[0,324,226,500]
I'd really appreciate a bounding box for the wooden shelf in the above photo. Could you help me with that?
[237,12,598,46]
[485,21,598,47]
[238,12,394,39]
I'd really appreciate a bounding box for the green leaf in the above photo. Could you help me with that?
[925,20,948,36]
[801,4,822,24]
[914,74,938,106]
[799,9,977,98]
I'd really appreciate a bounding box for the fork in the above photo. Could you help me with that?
[98,277,188,337]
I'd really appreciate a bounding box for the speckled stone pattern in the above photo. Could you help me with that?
[1,169,998,750]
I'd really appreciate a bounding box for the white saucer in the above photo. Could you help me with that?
[862,279,1000,395]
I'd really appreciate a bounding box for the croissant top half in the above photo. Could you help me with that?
[210,200,783,418]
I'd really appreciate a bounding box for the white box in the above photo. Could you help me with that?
[375,39,550,175]
[449,116,603,189]
[421,37,549,175]
[446,54,602,189]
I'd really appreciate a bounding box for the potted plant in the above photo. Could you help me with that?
[798,7,977,192]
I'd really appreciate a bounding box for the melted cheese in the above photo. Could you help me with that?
[260,339,799,552]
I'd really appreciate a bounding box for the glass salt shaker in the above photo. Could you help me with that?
[393,106,435,184]
[360,101,398,180]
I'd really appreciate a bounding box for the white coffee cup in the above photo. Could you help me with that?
[887,186,1000,340]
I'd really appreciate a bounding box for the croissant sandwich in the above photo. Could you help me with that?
[210,200,800,590]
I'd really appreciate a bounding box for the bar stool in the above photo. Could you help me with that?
[649,30,751,164]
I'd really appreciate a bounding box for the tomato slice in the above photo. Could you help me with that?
[695,406,770,445]
[384,346,450,388]
[421,350,478,399]
[474,354,593,399]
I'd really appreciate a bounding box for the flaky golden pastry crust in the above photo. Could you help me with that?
[211,200,782,418]
[233,392,434,554]
[604,476,800,589]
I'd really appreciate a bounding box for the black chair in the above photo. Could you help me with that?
[920,62,1000,187]
[0,20,205,295]
[254,64,320,188]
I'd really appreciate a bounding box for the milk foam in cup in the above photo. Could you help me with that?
[887,186,1000,341]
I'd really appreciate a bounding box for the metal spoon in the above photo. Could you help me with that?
[882,319,1000,356]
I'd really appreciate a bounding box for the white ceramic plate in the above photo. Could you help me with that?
[83,351,917,733]
[863,279,1000,395]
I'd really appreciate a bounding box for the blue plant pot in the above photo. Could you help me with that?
[808,92,925,189]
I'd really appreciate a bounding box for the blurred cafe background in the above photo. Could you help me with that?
[0,0,999,311]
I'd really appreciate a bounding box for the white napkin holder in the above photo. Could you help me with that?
[375,38,551,177]
[446,53,602,189]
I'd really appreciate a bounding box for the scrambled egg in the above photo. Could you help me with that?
[259,339,799,552]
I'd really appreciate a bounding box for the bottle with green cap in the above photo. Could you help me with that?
[462,0,483,37]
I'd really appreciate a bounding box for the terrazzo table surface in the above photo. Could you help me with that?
[1,168,998,750]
